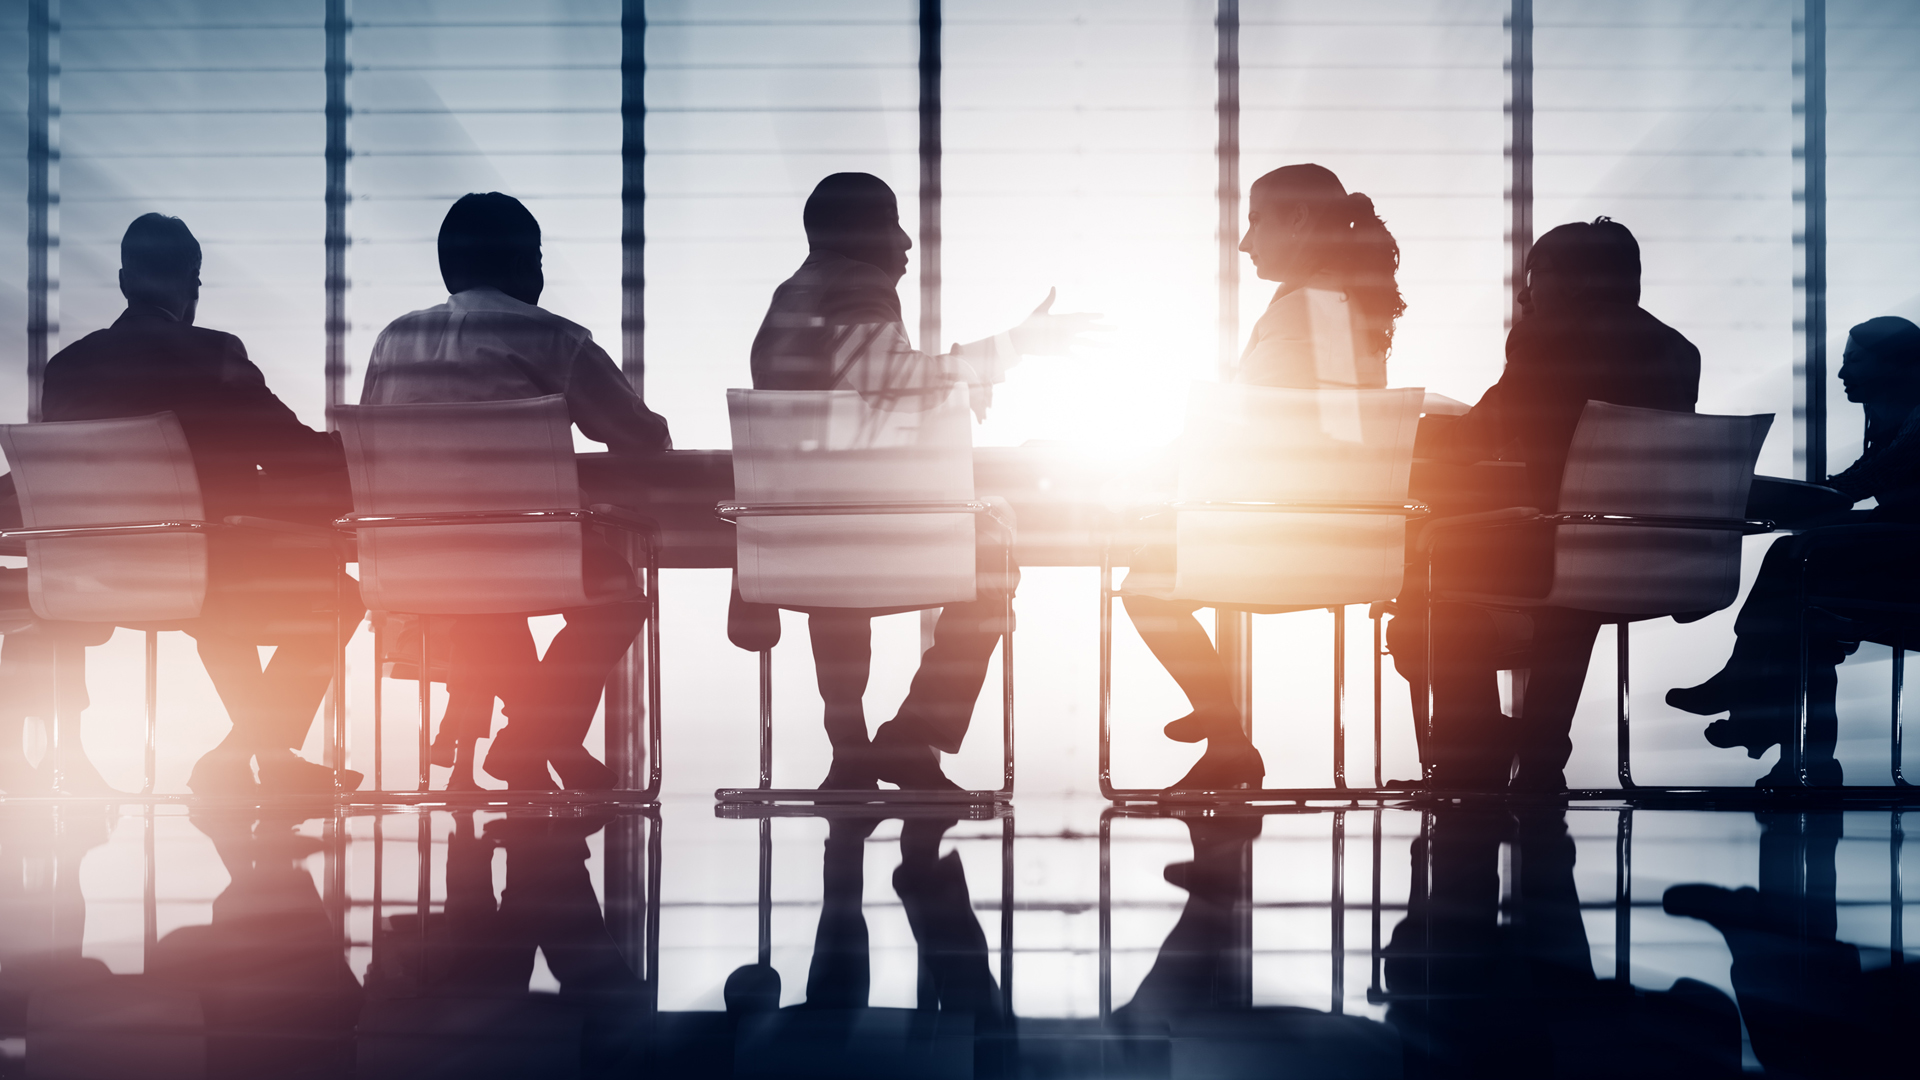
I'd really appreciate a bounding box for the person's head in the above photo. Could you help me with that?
[1840,316,1920,409]
[119,213,202,323]
[1240,164,1405,356]
[438,192,543,304]
[803,172,911,282]
[1521,217,1640,315]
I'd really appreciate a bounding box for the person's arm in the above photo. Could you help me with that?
[1828,410,1920,503]
[217,336,344,471]
[563,336,672,454]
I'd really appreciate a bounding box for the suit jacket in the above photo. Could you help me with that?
[39,303,348,526]
[1440,302,1701,510]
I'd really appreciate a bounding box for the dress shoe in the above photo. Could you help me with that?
[1163,708,1241,744]
[257,752,362,794]
[869,722,960,791]
[187,752,258,796]
[549,748,616,791]
[481,729,559,791]
[1663,883,1761,930]
[816,748,879,791]
[1665,671,1734,716]
[1704,714,1786,759]
[1167,742,1264,791]
[1754,757,1843,788]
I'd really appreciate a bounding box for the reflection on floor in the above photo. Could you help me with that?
[0,798,1911,1078]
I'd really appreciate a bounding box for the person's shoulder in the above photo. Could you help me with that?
[453,288,594,342]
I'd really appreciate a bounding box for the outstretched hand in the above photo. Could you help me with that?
[1009,287,1108,356]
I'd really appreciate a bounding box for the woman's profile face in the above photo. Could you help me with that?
[1238,193,1313,283]
[1838,334,1900,405]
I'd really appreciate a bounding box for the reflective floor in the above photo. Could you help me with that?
[0,796,1911,1078]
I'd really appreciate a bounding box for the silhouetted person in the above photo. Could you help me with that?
[724,814,1005,1074]
[0,600,110,794]
[145,812,363,1079]
[746,172,1098,790]
[1388,218,1701,791]
[1667,317,1920,786]
[361,192,671,791]
[38,213,360,794]
[1112,814,1260,1024]
[1122,163,1406,790]
[1665,812,1919,1079]
[1385,809,1739,1079]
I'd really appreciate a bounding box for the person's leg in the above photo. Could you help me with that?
[808,611,877,789]
[1510,610,1601,792]
[190,631,271,793]
[506,601,648,790]
[441,615,531,788]
[1421,603,1512,789]
[1121,594,1265,789]
[804,815,877,1009]
[870,591,1009,789]
[892,817,1003,1023]
[0,630,56,792]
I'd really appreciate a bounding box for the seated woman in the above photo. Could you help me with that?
[1121,163,1406,790]
[1667,316,1920,786]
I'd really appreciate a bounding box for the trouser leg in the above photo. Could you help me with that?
[1512,611,1601,784]
[893,821,1001,1021]
[1425,603,1512,784]
[446,616,536,742]
[194,633,272,754]
[804,817,873,1009]
[1121,594,1241,730]
[889,591,1010,755]
[807,612,874,750]
[511,602,649,753]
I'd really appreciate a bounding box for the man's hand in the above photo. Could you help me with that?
[1008,287,1106,356]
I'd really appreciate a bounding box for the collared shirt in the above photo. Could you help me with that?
[749,250,1017,416]
[361,287,670,454]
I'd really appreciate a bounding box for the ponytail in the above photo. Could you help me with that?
[1330,192,1406,359]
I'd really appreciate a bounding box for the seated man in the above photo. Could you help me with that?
[39,213,360,794]
[361,192,671,791]
[750,172,1098,791]
[1389,218,1700,791]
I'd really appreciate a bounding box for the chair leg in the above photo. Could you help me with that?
[646,562,663,798]
[1001,553,1016,794]
[1616,622,1635,789]
[1333,606,1346,790]
[418,619,432,793]
[143,630,158,796]
[1373,613,1384,789]
[756,817,772,966]
[758,649,773,791]
[1894,647,1908,788]
[1615,808,1633,984]
[1892,811,1906,962]
[1098,550,1115,798]
[372,620,384,793]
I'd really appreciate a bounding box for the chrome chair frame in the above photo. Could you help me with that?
[1781,523,1920,789]
[714,500,1015,806]
[339,506,664,799]
[1419,509,1775,791]
[1097,499,1427,803]
[2,515,353,795]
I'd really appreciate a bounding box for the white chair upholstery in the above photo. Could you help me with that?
[728,387,977,610]
[0,413,208,623]
[1166,382,1425,607]
[337,394,633,616]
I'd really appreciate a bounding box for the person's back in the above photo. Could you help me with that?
[363,201,669,456]
[43,306,344,524]
[27,214,360,796]
[357,192,666,793]
[1439,218,1700,509]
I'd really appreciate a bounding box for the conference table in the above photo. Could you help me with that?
[578,446,1544,570]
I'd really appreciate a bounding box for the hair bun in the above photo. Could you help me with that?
[1345,191,1374,226]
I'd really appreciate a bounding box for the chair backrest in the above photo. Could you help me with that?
[1173,383,1425,606]
[728,387,977,609]
[335,395,602,615]
[0,412,209,622]
[1546,400,1772,615]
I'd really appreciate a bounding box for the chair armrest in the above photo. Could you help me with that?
[222,516,347,546]
[1163,500,1429,516]
[585,503,661,536]
[716,500,996,520]
[1538,511,1774,534]
[2,520,223,541]
[1415,506,1542,552]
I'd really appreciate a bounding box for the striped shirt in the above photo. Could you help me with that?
[749,250,1018,417]
[360,286,671,454]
